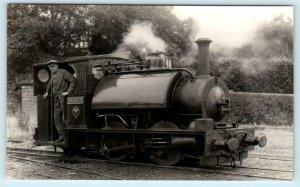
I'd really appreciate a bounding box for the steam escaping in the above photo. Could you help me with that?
[115,22,167,55]
[239,58,272,75]
[176,21,200,67]
[173,6,293,77]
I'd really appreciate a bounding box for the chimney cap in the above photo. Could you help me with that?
[195,38,212,44]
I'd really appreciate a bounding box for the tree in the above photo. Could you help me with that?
[209,14,293,94]
[87,6,193,57]
[7,5,91,111]
[254,14,293,59]
[8,5,90,69]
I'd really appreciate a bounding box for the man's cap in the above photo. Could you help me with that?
[47,60,58,65]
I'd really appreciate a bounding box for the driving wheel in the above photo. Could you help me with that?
[150,121,183,166]
[101,121,129,161]
[151,148,182,166]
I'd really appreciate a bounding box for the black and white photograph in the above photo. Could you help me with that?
[6,4,293,180]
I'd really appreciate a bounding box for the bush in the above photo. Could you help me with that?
[227,92,293,126]
[210,57,293,94]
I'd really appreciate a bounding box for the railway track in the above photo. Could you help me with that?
[92,156,293,180]
[7,147,293,180]
[7,149,124,180]
[9,155,124,180]
[7,147,293,162]
[248,152,293,161]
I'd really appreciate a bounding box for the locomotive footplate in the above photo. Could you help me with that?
[66,128,207,135]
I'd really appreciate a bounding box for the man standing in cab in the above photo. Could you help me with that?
[43,60,77,144]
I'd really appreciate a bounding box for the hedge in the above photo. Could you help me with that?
[227,92,293,126]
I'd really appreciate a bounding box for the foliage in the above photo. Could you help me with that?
[87,6,193,56]
[8,5,89,66]
[228,92,293,125]
[209,56,293,94]
[207,14,293,94]
[233,14,293,59]
[254,15,293,58]
[8,5,193,73]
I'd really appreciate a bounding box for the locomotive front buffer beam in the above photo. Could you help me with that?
[188,118,267,166]
[190,118,267,151]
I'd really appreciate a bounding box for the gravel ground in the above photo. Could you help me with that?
[6,126,293,180]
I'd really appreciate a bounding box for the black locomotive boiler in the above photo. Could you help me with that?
[33,38,267,166]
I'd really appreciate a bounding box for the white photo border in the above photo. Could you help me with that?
[0,0,298,187]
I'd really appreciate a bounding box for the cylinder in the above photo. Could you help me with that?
[195,38,212,76]
[172,137,196,149]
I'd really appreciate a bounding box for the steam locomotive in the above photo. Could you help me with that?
[33,38,267,166]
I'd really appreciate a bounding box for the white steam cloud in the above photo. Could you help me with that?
[176,21,200,67]
[116,22,167,54]
[173,6,293,48]
[238,58,273,75]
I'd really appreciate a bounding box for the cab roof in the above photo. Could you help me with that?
[33,52,137,66]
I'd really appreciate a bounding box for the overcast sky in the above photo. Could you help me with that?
[172,6,293,48]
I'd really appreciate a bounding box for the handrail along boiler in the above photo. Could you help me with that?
[33,38,267,166]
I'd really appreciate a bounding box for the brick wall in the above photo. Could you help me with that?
[7,97,20,116]
[7,86,21,116]
[21,84,37,129]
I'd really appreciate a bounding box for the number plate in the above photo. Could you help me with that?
[67,96,84,105]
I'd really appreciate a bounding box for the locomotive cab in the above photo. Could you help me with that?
[33,53,139,145]
[33,62,77,143]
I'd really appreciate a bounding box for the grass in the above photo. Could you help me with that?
[6,115,37,140]
[253,126,293,157]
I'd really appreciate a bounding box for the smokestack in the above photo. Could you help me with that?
[195,38,212,76]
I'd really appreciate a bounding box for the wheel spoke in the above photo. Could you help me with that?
[152,148,182,166]
[101,121,129,161]
[150,121,183,166]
